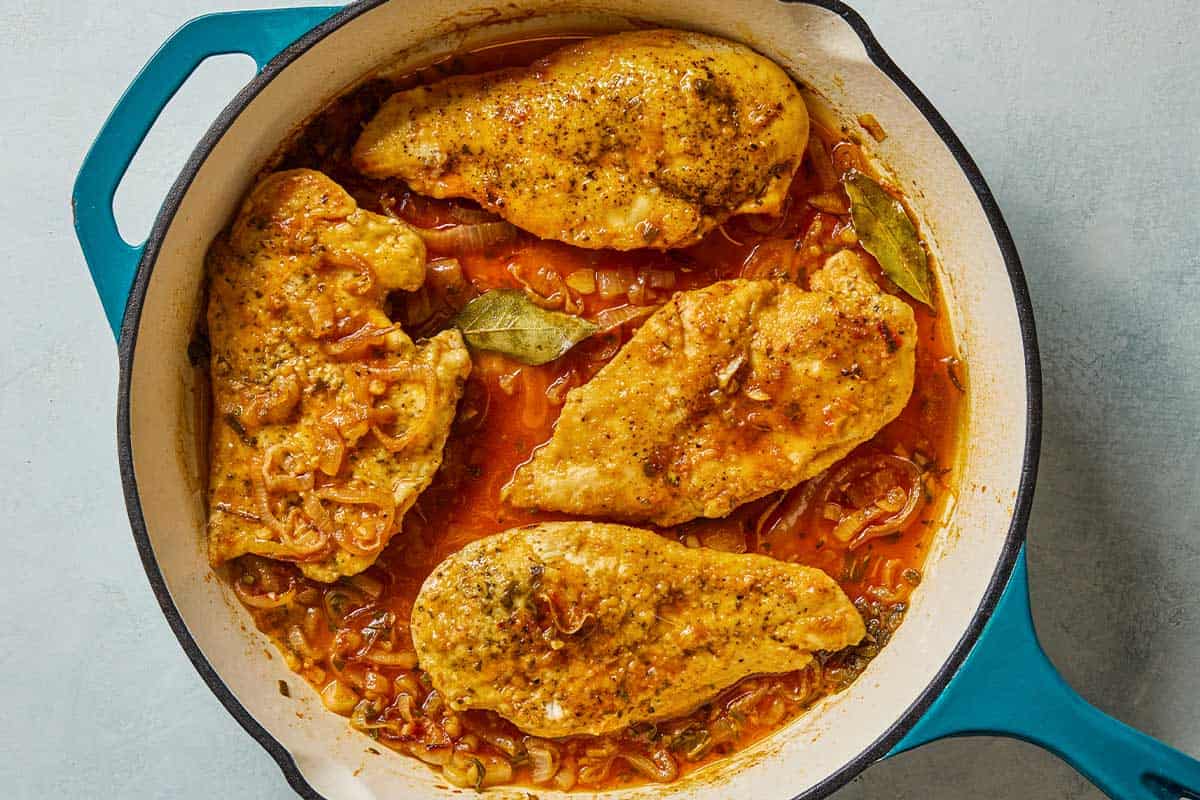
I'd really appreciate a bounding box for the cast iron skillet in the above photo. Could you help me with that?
[72,2,1200,798]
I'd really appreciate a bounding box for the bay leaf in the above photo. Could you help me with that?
[449,289,598,365]
[843,169,933,306]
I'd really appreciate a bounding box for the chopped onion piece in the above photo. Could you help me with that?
[595,268,635,299]
[808,191,849,215]
[643,268,677,289]
[527,739,561,784]
[565,269,597,294]
[554,756,578,790]
[320,679,360,715]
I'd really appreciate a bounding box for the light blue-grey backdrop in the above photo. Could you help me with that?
[2,1,1196,797]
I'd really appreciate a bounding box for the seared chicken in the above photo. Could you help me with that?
[352,30,808,250]
[504,251,915,526]
[206,169,471,582]
[411,522,864,737]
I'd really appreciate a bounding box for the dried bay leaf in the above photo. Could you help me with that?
[843,170,933,306]
[449,289,598,365]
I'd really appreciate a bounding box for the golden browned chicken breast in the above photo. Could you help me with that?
[411,522,864,737]
[352,30,808,250]
[206,169,471,582]
[504,251,915,526]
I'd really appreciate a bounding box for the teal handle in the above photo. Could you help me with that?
[72,7,339,340]
[891,548,1200,799]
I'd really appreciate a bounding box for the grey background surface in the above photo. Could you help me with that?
[1,0,1197,797]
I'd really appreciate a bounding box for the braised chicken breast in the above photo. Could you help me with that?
[352,30,808,250]
[504,251,916,526]
[206,169,471,582]
[411,522,864,737]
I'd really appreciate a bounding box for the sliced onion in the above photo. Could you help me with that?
[478,756,513,787]
[408,743,453,766]
[508,261,578,312]
[313,485,396,557]
[741,238,801,281]
[565,269,597,294]
[470,726,524,759]
[642,268,677,289]
[371,361,439,454]
[807,134,839,191]
[526,739,561,784]
[252,477,331,560]
[618,749,678,783]
[726,684,768,717]
[877,557,902,591]
[584,740,620,759]
[832,503,890,544]
[347,572,383,599]
[716,224,746,247]
[447,204,500,224]
[544,370,580,406]
[320,679,360,715]
[536,592,594,636]
[707,715,741,746]
[442,752,486,789]
[278,511,329,563]
[591,303,658,333]
[361,648,419,668]
[595,267,636,300]
[288,624,322,661]
[314,423,345,477]
[324,322,401,358]
[808,190,849,215]
[252,478,289,535]
[553,756,578,790]
[817,454,924,550]
[746,195,793,235]
[260,443,315,493]
[323,585,368,627]
[576,756,614,785]
[350,697,398,734]
[233,580,295,609]
[245,373,302,425]
[850,476,922,549]
[761,476,823,539]
[425,257,473,300]
[414,221,518,255]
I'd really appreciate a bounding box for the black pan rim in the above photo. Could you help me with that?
[113,2,1041,798]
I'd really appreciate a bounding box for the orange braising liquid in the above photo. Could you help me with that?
[232,34,965,789]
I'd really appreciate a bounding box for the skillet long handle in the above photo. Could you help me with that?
[71,7,339,341]
[890,548,1200,799]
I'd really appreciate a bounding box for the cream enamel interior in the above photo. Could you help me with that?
[124,2,1030,798]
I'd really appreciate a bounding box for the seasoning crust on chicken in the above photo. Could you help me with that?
[206,169,471,582]
[352,29,808,250]
[504,251,916,526]
[411,522,865,737]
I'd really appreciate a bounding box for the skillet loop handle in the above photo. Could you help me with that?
[891,549,1200,799]
[71,7,338,341]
